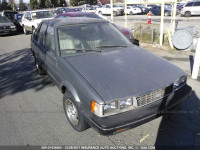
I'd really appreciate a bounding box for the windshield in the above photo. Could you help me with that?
[58,22,132,56]
[0,16,10,23]
[32,11,53,19]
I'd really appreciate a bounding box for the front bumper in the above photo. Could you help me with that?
[83,85,192,135]
[0,28,17,35]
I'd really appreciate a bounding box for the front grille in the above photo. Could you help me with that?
[0,26,10,29]
[136,84,173,107]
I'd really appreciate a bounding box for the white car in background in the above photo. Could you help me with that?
[21,10,54,34]
[125,6,142,15]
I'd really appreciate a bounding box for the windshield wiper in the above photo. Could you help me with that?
[96,45,128,49]
[62,49,101,52]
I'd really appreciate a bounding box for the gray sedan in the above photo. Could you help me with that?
[31,18,192,135]
[0,16,17,35]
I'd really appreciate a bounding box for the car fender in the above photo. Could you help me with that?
[60,80,81,104]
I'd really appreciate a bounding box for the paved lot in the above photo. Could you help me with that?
[0,34,200,149]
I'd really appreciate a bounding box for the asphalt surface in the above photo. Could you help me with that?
[0,33,200,149]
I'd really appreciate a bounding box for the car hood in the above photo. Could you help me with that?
[0,22,14,27]
[65,46,185,103]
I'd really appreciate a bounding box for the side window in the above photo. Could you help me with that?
[194,2,200,6]
[27,12,31,19]
[45,26,56,54]
[185,2,194,7]
[24,13,28,19]
[37,24,47,47]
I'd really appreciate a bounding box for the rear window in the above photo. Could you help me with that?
[185,2,194,7]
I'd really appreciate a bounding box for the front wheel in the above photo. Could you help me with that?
[35,59,46,75]
[130,11,133,15]
[63,92,88,132]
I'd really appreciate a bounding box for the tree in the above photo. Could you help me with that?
[50,0,58,7]
[19,0,26,11]
[45,0,52,8]
[58,0,67,7]
[38,0,45,8]
[70,0,78,6]
[30,0,38,9]
[8,0,15,10]
[1,0,12,10]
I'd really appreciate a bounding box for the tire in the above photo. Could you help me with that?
[113,11,118,16]
[98,11,102,15]
[23,25,28,35]
[185,11,191,17]
[32,27,35,34]
[35,59,45,75]
[130,11,133,15]
[63,92,88,132]
[164,12,169,16]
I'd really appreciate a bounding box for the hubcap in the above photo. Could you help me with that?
[36,62,39,70]
[66,99,79,125]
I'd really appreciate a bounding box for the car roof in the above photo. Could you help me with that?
[58,11,96,16]
[27,10,49,13]
[42,17,108,28]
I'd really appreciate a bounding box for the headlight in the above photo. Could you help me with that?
[91,97,138,117]
[173,76,187,91]
[119,98,132,109]
[10,26,16,28]
[104,101,117,114]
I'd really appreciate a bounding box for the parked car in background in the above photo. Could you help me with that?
[55,12,134,43]
[82,7,96,13]
[96,4,124,16]
[2,10,18,19]
[56,7,68,15]
[125,6,142,15]
[0,15,17,35]
[180,1,200,17]
[150,5,171,16]
[146,4,157,9]
[133,5,149,14]
[51,10,57,16]
[31,18,191,135]
[13,14,23,32]
[21,10,54,34]
[2,10,22,32]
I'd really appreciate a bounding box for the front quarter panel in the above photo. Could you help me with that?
[58,57,105,114]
